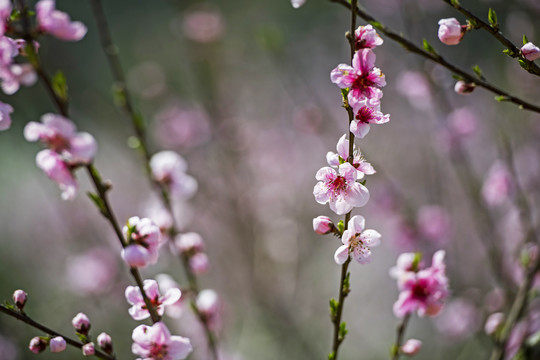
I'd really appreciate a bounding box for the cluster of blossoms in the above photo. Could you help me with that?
[24,114,97,199]
[0,0,87,131]
[390,251,449,318]
[173,232,210,275]
[313,24,388,265]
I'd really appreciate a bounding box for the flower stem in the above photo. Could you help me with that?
[0,305,115,360]
[391,313,411,360]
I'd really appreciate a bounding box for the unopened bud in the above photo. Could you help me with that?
[49,336,67,353]
[401,339,422,356]
[29,337,47,354]
[97,332,113,354]
[13,289,27,310]
[189,252,210,275]
[313,216,335,235]
[485,312,505,336]
[438,18,465,45]
[72,312,91,334]
[521,42,540,61]
[454,80,475,95]
[82,342,95,356]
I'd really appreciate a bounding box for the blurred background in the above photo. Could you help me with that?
[1,0,540,359]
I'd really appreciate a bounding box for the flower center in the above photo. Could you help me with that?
[355,106,374,123]
[150,343,168,358]
[411,281,429,300]
[352,74,375,95]
[330,175,347,192]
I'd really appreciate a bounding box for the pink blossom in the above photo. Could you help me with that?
[155,274,185,319]
[334,215,381,264]
[190,252,210,275]
[28,337,46,354]
[0,0,12,36]
[396,71,432,111]
[389,252,422,286]
[291,0,306,9]
[97,332,113,354]
[12,289,26,309]
[439,107,478,151]
[14,39,40,56]
[393,250,449,318]
[173,232,205,255]
[0,99,12,131]
[521,42,540,61]
[82,342,95,356]
[35,149,77,200]
[125,279,181,320]
[1,63,37,95]
[122,217,163,268]
[132,322,192,360]
[481,161,514,207]
[196,289,221,331]
[326,134,376,178]
[485,312,505,335]
[314,163,370,215]
[36,0,87,41]
[150,151,197,198]
[330,49,386,106]
[438,18,464,45]
[153,105,211,149]
[182,10,225,43]
[401,339,421,356]
[454,80,475,95]
[49,336,66,353]
[434,298,480,340]
[349,100,390,139]
[313,215,335,235]
[24,114,97,165]
[416,205,451,244]
[354,25,383,50]
[65,248,117,295]
[72,312,91,334]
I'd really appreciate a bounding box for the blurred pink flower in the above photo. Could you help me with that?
[82,342,95,356]
[313,215,334,235]
[438,18,464,45]
[354,25,383,50]
[132,322,192,360]
[434,298,480,340]
[401,339,421,356]
[334,215,381,265]
[481,161,514,207]
[396,71,432,111]
[154,106,211,149]
[416,205,451,244]
[65,248,117,295]
[393,250,449,318]
[314,163,370,215]
[389,252,422,287]
[521,42,540,61]
[150,151,198,199]
[49,336,66,353]
[196,289,221,331]
[182,10,225,43]
[326,134,376,178]
[0,0,11,36]
[189,252,210,275]
[35,149,77,200]
[122,217,163,268]
[1,63,37,95]
[331,49,385,107]
[24,113,97,165]
[485,312,505,335]
[36,0,87,41]
[125,279,181,321]
[439,107,478,152]
[174,232,205,255]
[155,274,185,319]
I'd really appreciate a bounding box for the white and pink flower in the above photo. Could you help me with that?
[349,100,390,139]
[122,217,163,268]
[132,322,192,360]
[438,18,464,45]
[35,149,77,200]
[314,162,369,215]
[125,279,181,321]
[334,215,381,265]
[150,151,197,198]
[326,134,375,178]
[354,25,383,50]
[36,0,87,41]
[196,289,221,331]
[521,42,540,61]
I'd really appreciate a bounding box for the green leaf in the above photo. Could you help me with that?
[339,322,348,339]
[422,39,437,55]
[9,9,21,21]
[359,179,367,186]
[472,65,483,79]
[328,352,336,360]
[75,333,88,343]
[412,252,422,271]
[467,18,478,29]
[337,220,345,234]
[488,8,498,28]
[86,192,106,215]
[390,344,399,357]
[369,21,382,30]
[450,0,460,6]
[518,58,528,70]
[3,301,17,311]
[523,35,529,45]
[451,74,463,81]
[52,71,68,102]
[502,48,517,58]
[329,298,338,319]
[494,95,509,102]
[343,272,350,294]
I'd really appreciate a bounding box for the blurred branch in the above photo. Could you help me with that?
[0,305,115,360]
[16,0,162,325]
[441,0,540,77]
[328,0,540,114]
[390,313,411,360]
[88,0,219,357]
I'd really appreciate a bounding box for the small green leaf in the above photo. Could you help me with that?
[422,39,437,55]
[9,9,21,21]
[86,192,106,215]
[3,301,17,311]
[75,333,88,343]
[390,344,399,357]
[495,95,509,102]
[329,298,338,319]
[337,220,345,234]
[127,136,141,149]
[52,71,68,102]
[518,58,528,70]
[523,35,529,45]
[472,65,483,79]
[451,74,463,81]
[328,352,336,360]
[369,21,382,30]
[488,8,498,28]
[359,179,367,186]
[502,48,517,58]
[467,18,478,29]
[450,0,460,6]
[412,252,422,271]
[339,322,348,339]
[343,272,350,294]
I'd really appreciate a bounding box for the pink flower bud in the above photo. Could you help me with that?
[174,232,205,254]
[401,339,422,355]
[71,312,91,334]
[0,101,13,131]
[82,342,95,356]
[454,80,475,95]
[97,332,113,354]
[438,18,464,45]
[49,336,66,353]
[28,337,47,354]
[189,252,210,275]
[313,216,335,235]
[485,312,505,335]
[12,289,27,310]
[521,42,540,61]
